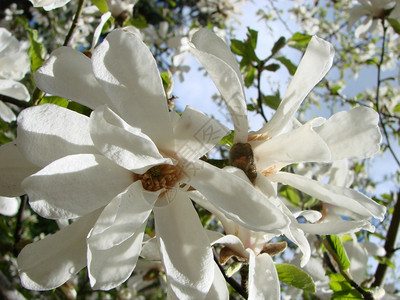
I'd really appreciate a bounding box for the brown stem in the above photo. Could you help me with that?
[63,0,86,47]
[13,195,27,257]
[0,94,33,108]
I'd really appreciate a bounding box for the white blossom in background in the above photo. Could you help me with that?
[190,28,386,265]
[0,27,30,123]
[348,0,399,37]
[0,196,20,216]
[9,27,291,298]
[28,0,72,11]
[196,0,247,26]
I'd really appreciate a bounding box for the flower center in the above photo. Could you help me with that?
[135,164,181,192]
[229,143,257,184]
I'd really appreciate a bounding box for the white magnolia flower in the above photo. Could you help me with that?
[189,28,386,264]
[29,0,72,11]
[348,0,399,37]
[12,28,290,297]
[0,27,30,122]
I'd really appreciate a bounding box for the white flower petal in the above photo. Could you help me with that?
[258,36,334,138]
[299,219,374,235]
[315,106,381,160]
[92,29,174,146]
[22,154,133,219]
[343,240,369,285]
[251,118,331,171]
[17,104,97,167]
[211,234,248,258]
[0,100,16,123]
[0,79,29,101]
[173,106,230,160]
[269,172,386,221]
[248,251,280,300]
[88,222,146,290]
[283,225,310,267]
[88,181,153,250]
[190,29,248,143]
[17,209,101,290]
[0,142,40,197]
[0,196,20,216]
[34,47,110,109]
[154,191,214,299]
[184,160,290,233]
[205,263,229,300]
[90,106,172,173]
[140,237,161,261]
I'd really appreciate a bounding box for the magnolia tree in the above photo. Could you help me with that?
[0,0,399,299]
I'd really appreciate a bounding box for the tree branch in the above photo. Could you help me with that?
[0,94,33,108]
[63,0,86,47]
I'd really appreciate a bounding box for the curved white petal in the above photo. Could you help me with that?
[22,154,133,219]
[299,219,374,235]
[258,36,334,138]
[0,79,30,101]
[212,235,248,259]
[343,240,369,285]
[173,106,230,160]
[248,251,280,300]
[17,104,97,167]
[251,118,331,171]
[184,160,290,233]
[283,225,310,267]
[315,106,381,160]
[90,106,172,173]
[88,222,146,290]
[92,28,173,146]
[0,142,40,197]
[88,181,153,250]
[17,209,101,290]
[205,263,229,300]
[154,191,214,299]
[190,29,248,143]
[0,100,16,123]
[34,47,110,109]
[269,172,386,221]
[0,196,20,216]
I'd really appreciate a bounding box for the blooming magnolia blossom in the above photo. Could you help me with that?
[189,28,386,265]
[348,0,399,37]
[0,27,30,122]
[10,28,291,298]
[29,0,71,11]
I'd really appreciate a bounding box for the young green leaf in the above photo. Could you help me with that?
[388,18,400,34]
[25,28,46,74]
[271,37,286,56]
[276,263,316,292]
[276,56,297,75]
[326,235,351,271]
[40,96,69,108]
[90,0,109,13]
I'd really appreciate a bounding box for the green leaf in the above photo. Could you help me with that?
[226,261,243,277]
[231,39,247,56]
[247,103,257,112]
[90,0,109,13]
[219,131,234,147]
[265,63,280,72]
[388,18,400,34]
[247,27,258,49]
[290,32,312,45]
[39,96,69,108]
[271,37,286,55]
[67,101,92,117]
[276,263,316,292]
[393,103,400,113]
[326,235,351,271]
[328,273,363,299]
[244,67,256,88]
[276,56,297,75]
[280,185,301,206]
[26,28,46,74]
[330,85,342,95]
[263,95,281,110]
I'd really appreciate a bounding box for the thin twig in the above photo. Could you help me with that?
[256,63,268,123]
[213,250,248,299]
[0,94,33,108]
[63,0,86,47]
[373,190,400,287]
[13,195,27,257]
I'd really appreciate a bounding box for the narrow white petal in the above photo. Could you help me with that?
[0,79,30,101]
[343,240,368,285]
[17,209,101,290]
[88,181,153,250]
[299,219,374,235]
[0,142,40,197]
[23,154,133,219]
[184,160,290,233]
[154,191,214,299]
[34,47,111,109]
[248,251,280,300]
[92,29,174,145]
[258,36,334,137]
[283,226,311,267]
[315,106,381,160]
[251,118,331,171]
[17,104,96,167]
[90,106,172,173]
[190,30,248,143]
[0,100,16,123]
[269,172,386,221]
[173,106,230,160]
[205,263,229,300]
[88,222,146,290]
